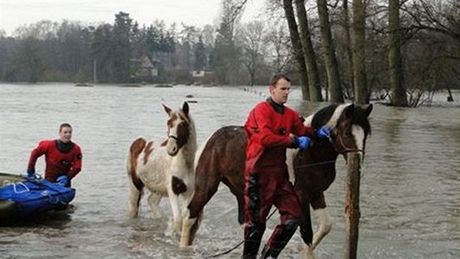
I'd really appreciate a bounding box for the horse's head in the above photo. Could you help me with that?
[310,103,372,160]
[162,102,193,156]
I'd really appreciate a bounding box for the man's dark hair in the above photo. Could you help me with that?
[59,123,72,132]
[269,74,291,86]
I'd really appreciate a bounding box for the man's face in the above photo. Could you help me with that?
[270,78,291,104]
[59,126,72,143]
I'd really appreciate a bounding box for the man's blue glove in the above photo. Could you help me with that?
[57,175,69,186]
[316,126,331,139]
[26,170,39,180]
[295,136,311,151]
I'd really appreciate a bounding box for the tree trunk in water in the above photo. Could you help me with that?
[283,0,310,100]
[295,0,323,102]
[344,153,361,259]
[317,0,344,103]
[389,0,408,106]
[342,0,355,100]
[352,0,369,104]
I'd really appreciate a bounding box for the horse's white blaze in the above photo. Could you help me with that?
[352,125,365,156]
[311,208,332,249]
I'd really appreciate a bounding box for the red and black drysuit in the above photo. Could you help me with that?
[27,140,82,186]
[243,98,314,258]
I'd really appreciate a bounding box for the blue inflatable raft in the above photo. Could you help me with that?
[0,173,75,218]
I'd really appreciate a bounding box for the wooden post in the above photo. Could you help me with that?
[344,153,361,259]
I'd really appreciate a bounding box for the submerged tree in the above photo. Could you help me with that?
[388,0,408,106]
[352,0,368,104]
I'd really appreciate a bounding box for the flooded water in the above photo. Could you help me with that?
[0,83,459,258]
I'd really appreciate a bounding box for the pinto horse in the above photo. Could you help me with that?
[127,102,198,238]
[180,103,372,257]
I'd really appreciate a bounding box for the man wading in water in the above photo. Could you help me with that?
[242,74,331,258]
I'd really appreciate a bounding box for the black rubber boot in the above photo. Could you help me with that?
[260,245,276,259]
[243,173,264,259]
[242,223,265,259]
[260,219,299,258]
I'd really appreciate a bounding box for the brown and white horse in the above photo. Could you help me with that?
[181,103,372,257]
[127,102,197,239]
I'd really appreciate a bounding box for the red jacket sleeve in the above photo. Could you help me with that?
[68,145,82,179]
[247,104,293,148]
[291,112,315,138]
[27,141,49,172]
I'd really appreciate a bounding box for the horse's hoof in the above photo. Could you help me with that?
[302,244,316,259]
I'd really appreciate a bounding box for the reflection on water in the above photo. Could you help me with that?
[0,83,459,258]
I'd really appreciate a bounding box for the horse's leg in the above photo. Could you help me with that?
[311,207,332,249]
[296,190,316,259]
[180,172,221,247]
[309,193,332,249]
[168,174,190,237]
[222,177,244,224]
[127,138,147,218]
[147,191,163,218]
[180,206,203,247]
[128,180,144,218]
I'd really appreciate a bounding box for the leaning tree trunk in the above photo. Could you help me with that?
[352,0,369,104]
[283,0,310,100]
[317,0,344,103]
[389,0,408,106]
[295,0,323,102]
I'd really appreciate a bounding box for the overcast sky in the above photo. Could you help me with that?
[0,0,264,36]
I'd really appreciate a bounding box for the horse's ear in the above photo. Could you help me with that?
[343,104,355,119]
[182,102,189,116]
[162,104,172,115]
[365,104,373,117]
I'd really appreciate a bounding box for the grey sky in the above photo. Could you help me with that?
[0,0,264,36]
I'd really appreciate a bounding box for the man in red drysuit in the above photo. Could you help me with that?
[242,74,330,258]
[27,123,83,187]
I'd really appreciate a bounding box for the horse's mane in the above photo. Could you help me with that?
[310,104,340,129]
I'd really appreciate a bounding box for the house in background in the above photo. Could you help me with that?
[131,56,159,83]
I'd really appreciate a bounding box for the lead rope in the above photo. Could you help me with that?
[206,208,278,258]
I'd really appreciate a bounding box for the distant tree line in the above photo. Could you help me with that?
[0,9,292,87]
[0,0,459,106]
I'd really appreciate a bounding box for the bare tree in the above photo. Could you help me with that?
[238,21,267,86]
[352,0,369,104]
[295,0,323,101]
[317,0,344,102]
[283,0,310,100]
[388,0,408,106]
[341,0,355,99]
[266,22,292,73]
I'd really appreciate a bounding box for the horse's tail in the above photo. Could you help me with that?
[127,137,146,218]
